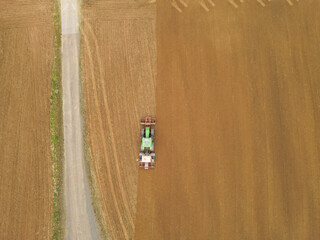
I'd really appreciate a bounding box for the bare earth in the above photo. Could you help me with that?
[82,0,320,239]
[0,0,54,239]
[81,1,156,239]
[135,1,320,240]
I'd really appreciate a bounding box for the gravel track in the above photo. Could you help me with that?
[61,0,101,239]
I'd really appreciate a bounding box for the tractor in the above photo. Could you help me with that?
[137,116,156,170]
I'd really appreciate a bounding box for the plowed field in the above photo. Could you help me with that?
[0,0,54,239]
[135,1,320,240]
[81,1,156,239]
[82,0,320,239]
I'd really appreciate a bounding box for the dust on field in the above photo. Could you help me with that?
[81,1,156,239]
[0,0,54,239]
[135,1,320,239]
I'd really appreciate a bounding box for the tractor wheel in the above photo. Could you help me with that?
[151,129,155,138]
[141,129,145,137]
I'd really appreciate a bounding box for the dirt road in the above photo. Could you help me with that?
[81,0,156,238]
[135,1,320,239]
[0,0,53,239]
[61,0,101,239]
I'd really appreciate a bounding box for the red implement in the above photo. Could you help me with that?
[140,116,156,126]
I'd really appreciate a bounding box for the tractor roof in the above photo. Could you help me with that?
[142,137,153,148]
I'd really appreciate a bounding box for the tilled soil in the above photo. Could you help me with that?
[0,1,54,239]
[81,1,156,239]
[135,1,320,239]
[82,1,320,239]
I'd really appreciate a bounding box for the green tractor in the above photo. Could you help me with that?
[137,116,156,169]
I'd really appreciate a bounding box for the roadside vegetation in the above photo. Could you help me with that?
[51,0,64,239]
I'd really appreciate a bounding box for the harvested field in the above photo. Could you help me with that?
[82,1,320,239]
[81,0,156,239]
[135,1,320,240]
[0,1,54,239]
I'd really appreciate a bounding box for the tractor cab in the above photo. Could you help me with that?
[141,126,154,151]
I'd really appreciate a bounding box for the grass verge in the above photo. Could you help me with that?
[51,0,64,239]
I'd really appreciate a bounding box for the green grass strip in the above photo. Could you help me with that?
[51,0,64,239]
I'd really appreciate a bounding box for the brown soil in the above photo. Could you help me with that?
[82,1,320,239]
[81,1,156,239]
[135,1,320,240]
[0,1,54,239]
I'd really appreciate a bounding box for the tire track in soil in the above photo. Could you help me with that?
[84,19,136,231]
[82,29,128,239]
[82,18,135,238]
